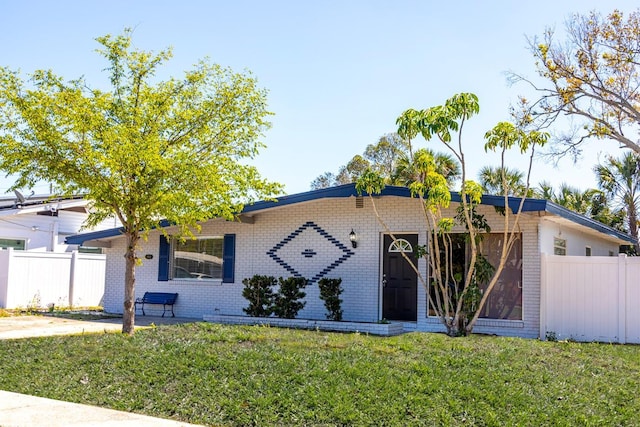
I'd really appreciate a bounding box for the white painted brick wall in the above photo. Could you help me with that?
[102,195,607,339]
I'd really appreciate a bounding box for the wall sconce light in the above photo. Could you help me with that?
[349,229,358,248]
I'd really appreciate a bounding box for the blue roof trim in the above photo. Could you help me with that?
[65,219,171,245]
[65,183,636,245]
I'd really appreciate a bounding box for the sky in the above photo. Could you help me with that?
[1,0,639,197]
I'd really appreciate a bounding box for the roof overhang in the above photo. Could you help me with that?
[65,183,637,246]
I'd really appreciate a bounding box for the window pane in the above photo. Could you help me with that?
[173,237,223,279]
[0,238,26,250]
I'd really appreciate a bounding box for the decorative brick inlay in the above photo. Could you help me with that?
[267,221,354,283]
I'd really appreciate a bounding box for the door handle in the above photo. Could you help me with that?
[382,274,387,287]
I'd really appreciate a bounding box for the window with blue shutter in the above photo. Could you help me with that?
[222,234,236,283]
[159,233,235,283]
[158,235,170,281]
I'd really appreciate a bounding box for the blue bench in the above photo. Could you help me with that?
[134,292,178,317]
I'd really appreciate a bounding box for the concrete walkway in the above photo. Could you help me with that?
[0,315,205,426]
[0,390,205,426]
[0,314,195,340]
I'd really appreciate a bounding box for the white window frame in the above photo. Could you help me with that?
[553,237,566,256]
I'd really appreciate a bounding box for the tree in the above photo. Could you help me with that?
[393,149,461,187]
[363,133,410,179]
[310,133,407,189]
[357,93,548,336]
[0,31,281,334]
[535,181,626,233]
[478,166,529,196]
[552,184,599,215]
[310,171,337,190]
[514,9,640,158]
[335,155,370,185]
[310,132,460,189]
[594,151,640,252]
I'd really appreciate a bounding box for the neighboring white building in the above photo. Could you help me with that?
[66,184,635,338]
[0,192,119,252]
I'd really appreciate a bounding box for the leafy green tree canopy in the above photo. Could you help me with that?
[0,30,281,333]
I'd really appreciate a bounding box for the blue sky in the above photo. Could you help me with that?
[1,0,638,196]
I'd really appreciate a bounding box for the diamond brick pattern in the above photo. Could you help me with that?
[267,221,354,284]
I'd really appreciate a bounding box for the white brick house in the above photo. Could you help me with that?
[66,184,635,338]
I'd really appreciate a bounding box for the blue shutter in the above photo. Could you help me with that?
[158,235,170,281]
[222,234,235,283]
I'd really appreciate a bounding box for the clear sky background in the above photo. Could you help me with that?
[1,0,639,197]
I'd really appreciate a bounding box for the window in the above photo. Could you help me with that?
[388,238,413,253]
[79,246,103,254]
[0,238,26,250]
[609,250,615,257]
[585,246,592,257]
[158,234,235,283]
[427,233,523,321]
[553,237,566,256]
[171,237,223,280]
[477,234,523,321]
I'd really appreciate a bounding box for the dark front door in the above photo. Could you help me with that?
[382,234,418,321]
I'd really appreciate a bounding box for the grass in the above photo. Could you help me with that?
[0,323,638,426]
[0,306,111,320]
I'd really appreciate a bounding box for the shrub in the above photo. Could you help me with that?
[318,278,343,321]
[273,277,307,319]
[241,275,277,317]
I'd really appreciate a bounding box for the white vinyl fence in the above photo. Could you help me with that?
[541,253,640,344]
[0,248,106,309]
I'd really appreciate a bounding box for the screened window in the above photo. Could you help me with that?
[0,238,26,250]
[553,237,566,256]
[427,233,523,321]
[585,247,592,257]
[477,234,523,321]
[171,237,223,280]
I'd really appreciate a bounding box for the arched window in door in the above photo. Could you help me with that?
[388,238,413,253]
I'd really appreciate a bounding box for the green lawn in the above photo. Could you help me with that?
[0,323,638,426]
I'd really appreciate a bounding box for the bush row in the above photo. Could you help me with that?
[241,276,343,320]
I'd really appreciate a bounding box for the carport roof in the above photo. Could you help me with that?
[65,183,636,245]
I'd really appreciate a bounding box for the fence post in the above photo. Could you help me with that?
[618,254,627,344]
[69,250,78,308]
[539,252,547,340]
[0,248,12,308]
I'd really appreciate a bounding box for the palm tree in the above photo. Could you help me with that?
[536,181,555,200]
[594,152,640,252]
[553,184,600,216]
[535,181,627,234]
[393,149,461,188]
[478,166,533,197]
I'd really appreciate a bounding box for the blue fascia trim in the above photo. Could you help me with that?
[66,183,636,245]
[65,227,124,244]
[65,219,172,245]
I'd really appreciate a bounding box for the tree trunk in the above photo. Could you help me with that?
[122,231,139,335]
